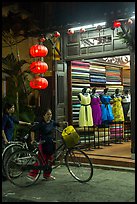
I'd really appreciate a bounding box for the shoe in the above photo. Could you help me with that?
[27,175,36,181]
[43,175,56,181]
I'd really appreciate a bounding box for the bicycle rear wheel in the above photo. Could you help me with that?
[65,147,93,183]
[5,149,41,187]
[2,143,23,176]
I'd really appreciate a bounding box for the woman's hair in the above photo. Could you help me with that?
[42,107,52,115]
[3,102,14,114]
[37,107,52,122]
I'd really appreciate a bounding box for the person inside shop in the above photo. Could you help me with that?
[78,87,93,127]
[90,87,102,126]
[28,107,68,181]
[99,88,114,125]
[111,89,124,122]
[121,89,131,121]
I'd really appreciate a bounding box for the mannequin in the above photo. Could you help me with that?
[100,88,114,124]
[121,90,131,121]
[90,87,102,126]
[78,88,93,127]
[111,88,121,99]
[111,88,124,122]
[78,88,87,101]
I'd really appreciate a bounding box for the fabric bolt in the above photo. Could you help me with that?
[79,93,93,127]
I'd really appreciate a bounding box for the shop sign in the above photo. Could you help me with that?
[102,55,130,65]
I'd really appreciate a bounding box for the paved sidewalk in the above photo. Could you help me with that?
[2,165,135,202]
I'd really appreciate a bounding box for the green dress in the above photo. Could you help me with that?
[79,93,93,127]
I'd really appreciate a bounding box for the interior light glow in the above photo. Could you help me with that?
[69,22,106,31]
[130,15,135,19]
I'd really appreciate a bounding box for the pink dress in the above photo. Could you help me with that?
[91,96,102,126]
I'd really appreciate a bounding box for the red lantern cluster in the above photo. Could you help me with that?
[29,40,49,89]
[30,77,48,89]
[30,61,48,74]
[30,44,48,58]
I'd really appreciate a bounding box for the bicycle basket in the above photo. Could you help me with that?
[62,125,80,148]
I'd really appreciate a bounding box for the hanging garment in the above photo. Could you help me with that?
[100,95,114,123]
[79,93,93,127]
[112,97,125,122]
[91,96,102,126]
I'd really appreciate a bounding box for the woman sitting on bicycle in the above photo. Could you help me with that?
[29,107,67,181]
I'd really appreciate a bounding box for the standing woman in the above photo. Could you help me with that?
[29,107,67,181]
[2,102,31,145]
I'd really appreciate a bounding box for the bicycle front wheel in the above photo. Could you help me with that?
[5,149,41,187]
[65,147,93,183]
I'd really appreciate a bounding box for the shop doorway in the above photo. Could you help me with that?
[67,55,133,167]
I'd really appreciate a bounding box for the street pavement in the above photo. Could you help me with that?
[2,165,135,202]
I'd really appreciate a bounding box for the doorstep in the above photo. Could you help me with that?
[89,154,135,168]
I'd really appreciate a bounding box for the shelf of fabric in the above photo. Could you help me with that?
[71,61,90,126]
[123,121,131,141]
[106,85,123,96]
[75,126,96,148]
[122,69,130,86]
[106,66,122,85]
[109,122,124,143]
[90,63,106,84]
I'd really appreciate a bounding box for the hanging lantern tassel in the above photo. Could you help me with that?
[30,77,48,89]
[30,44,48,58]
[30,61,48,74]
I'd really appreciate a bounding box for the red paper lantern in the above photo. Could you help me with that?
[30,61,48,74]
[113,21,121,28]
[29,44,48,57]
[30,77,48,89]
[54,31,60,38]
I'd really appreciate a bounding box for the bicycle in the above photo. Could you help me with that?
[2,122,38,177]
[5,126,93,187]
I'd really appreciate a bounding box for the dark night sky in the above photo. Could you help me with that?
[53,2,135,23]
[3,2,135,30]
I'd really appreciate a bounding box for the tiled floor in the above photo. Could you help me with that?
[83,141,135,168]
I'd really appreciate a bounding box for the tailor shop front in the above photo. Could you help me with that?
[54,21,135,159]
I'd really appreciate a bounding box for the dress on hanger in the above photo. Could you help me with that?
[91,93,102,126]
[79,93,93,127]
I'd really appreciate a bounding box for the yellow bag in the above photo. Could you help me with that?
[62,125,80,148]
